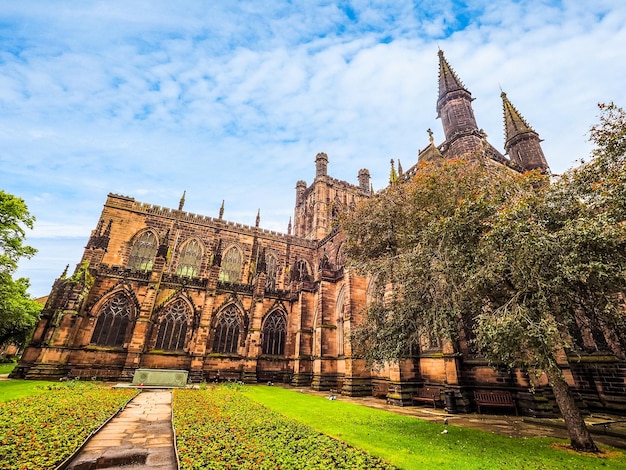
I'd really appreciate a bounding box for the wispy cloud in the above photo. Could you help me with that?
[2,0,625,296]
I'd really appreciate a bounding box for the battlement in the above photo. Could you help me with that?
[105,193,314,247]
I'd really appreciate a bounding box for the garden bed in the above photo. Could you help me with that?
[0,381,137,470]
[173,384,395,469]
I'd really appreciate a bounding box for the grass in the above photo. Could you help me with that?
[244,385,626,470]
[0,379,54,402]
[0,360,16,375]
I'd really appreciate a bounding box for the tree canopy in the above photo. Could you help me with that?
[342,103,626,452]
[0,191,42,349]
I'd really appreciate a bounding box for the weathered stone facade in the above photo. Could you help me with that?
[13,51,625,416]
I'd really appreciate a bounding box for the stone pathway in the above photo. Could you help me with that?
[65,390,177,470]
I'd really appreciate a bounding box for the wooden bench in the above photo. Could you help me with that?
[412,386,443,409]
[474,390,518,415]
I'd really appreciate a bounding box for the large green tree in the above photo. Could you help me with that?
[0,191,42,349]
[343,104,626,452]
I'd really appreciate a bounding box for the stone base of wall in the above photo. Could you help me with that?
[342,376,372,397]
[291,372,313,387]
[387,381,419,406]
[311,373,340,391]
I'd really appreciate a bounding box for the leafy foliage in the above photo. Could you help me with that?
[343,157,545,362]
[0,191,42,348]
[343,103,626,452]
[0,190,36,274]
[0,274,42,347]
[173,385,395,469]
[0,382,136,470]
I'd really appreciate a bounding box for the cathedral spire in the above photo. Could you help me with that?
[389,159,398,184]
[255,209,260,227]
[435,50,481,158]
[178,191,186,211]
[437,49,467,103]
[502,91,534,140]
[501,91,549,173]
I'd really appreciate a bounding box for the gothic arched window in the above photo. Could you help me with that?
[213,305,241,354]
[128,231,158,272]
[91,293,134,347]
[262,311,287,355]
[265,253,278,290]
[176,239,202,278]
[292,259,310,281]
[155,299,190,351]
[219,246,242,283]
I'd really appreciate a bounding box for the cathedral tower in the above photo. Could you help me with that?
[436,50,483,159]
[501,92,550,173]
[293,153,370,240]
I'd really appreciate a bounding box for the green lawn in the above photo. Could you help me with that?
[0,361,16,375]
[244,386,626,470]
[0,379,54,402]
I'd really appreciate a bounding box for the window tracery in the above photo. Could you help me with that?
[213,305,241,354]
[262,311,287,355]
[90,293,133,347]
[155,299,190,351]
[265,253,278,290]
[176,239,202,278]
[128,231,158,272]
[219,246,242,283]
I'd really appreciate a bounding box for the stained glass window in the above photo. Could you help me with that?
[155,300,190,351]
[176,239,202,278]
[262,311,286,355]
[91,293,133,347]
[213,305,241,354]
[219,246,242,282]
[265,253,278,290]
[128,231,158,272]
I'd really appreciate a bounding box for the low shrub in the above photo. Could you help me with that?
[0,382,136,470]
[174,386,395,469]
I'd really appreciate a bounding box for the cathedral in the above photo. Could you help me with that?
[12,51,625,416]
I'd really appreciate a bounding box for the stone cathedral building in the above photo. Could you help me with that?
[13,51,626,416]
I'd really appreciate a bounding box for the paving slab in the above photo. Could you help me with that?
[65,390,177,470]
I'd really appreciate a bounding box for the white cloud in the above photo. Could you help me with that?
[2,0,626,296]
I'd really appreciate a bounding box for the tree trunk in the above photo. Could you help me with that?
[546,365,599,452]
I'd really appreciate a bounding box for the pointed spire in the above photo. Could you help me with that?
[397,159,403,176]
[219,200,224,220]
[287,217,292,235]
[389,158,398,184]
[438,49,467,101]
[255,209,260,227]
[501,91,549,173]
[61,264,69,279]
[178,191,186,211]
[501,91,534,141]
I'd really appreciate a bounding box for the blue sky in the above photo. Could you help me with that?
[2,0,626,297]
